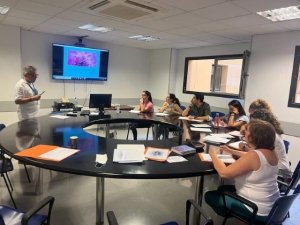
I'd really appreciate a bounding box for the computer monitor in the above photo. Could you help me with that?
[89,94,112,115]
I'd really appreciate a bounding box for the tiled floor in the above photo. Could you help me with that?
[1,127,299,225]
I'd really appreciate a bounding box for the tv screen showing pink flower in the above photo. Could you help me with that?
[68,51,96,67]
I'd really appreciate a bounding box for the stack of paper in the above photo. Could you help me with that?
[198,153,235,164]
[203,135,230,144]
[228,130,244,137]
[190,127,212,133]
[113,144,145,163]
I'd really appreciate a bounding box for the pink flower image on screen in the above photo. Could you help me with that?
[68,51,96,67]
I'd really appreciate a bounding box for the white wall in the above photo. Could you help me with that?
[245,31,300,125]
[173,42,251,108]
[0,25,21,101]
[149,49,171,101]
[21,30,151,104]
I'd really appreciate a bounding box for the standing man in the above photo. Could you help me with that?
[182,93,211,121]
[15,65,43,120]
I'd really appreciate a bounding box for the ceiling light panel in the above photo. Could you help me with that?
[257,5,300,22]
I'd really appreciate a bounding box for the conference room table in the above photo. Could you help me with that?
[0,111,219,224]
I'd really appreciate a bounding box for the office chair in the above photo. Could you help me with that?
[126,122,153,140]
[0,196,55,225]
[0,153,16,208]
[107,199,213,225]
[278,160,300,196]
[218,184,300,225]
[0,123,31,183]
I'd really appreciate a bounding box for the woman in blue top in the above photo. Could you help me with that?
[222,100,249,128]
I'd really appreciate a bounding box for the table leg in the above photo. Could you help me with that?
[96,177,105,225]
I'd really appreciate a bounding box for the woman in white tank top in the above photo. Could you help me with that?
[205,119,280,218]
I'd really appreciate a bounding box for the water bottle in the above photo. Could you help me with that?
[214,113,220,128]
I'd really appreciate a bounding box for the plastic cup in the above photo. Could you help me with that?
[70,136,78,149]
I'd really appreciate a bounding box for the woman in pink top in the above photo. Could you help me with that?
[139,90,154,113]
[130,90,154,140]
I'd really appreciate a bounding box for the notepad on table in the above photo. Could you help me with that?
[155,112,169,116]
[145,147,170,162]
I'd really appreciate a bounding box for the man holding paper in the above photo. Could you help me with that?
[15,65,45,120]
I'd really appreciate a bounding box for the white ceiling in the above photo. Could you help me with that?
[1,0,300,49]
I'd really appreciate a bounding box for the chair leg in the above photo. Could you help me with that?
[146,127,150,140]
[24,164,31,183]
[2,175,17,208]
[126,127,130,140]
[5,172,13,191]
[222,217,228,225]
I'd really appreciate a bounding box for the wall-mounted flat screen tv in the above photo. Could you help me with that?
[52,43,109,81]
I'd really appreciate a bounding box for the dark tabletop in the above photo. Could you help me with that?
[0,111,215,179]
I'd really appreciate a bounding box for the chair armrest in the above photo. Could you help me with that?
[186,199,213,225]
[22,196,55,225]
[277,179,289,187]
[222,191,258,223]
[107,211,119,225]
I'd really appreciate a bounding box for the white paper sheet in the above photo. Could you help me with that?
[155,112,169,116]
[191,124,211,128]
[179,117,203,123]
[190,127,212,133]
[129,110,140,114]
[38,147,79,161]
[167,156,188,163]
[209,133,234,139]
[96,154,107,164]
[50,115,69,119]
[203,135,230,144]
[228,130,244,137]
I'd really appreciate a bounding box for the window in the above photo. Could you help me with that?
[183,50,250,99]
[288,46,300,108]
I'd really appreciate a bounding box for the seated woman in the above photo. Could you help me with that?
[130,90,154,140]
[248,98,273,114]
[205,119,280,219]
[156,94,182,139]
[248,109,290,171]
[158,93,183,115]
[222,99,249,128]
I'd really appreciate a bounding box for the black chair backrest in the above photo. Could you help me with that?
[266,191,299,225]
[288,161,300,193]
[180,105,186,111]
[283,140,290,154]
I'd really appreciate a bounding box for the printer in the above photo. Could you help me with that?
[53,101,74,112]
